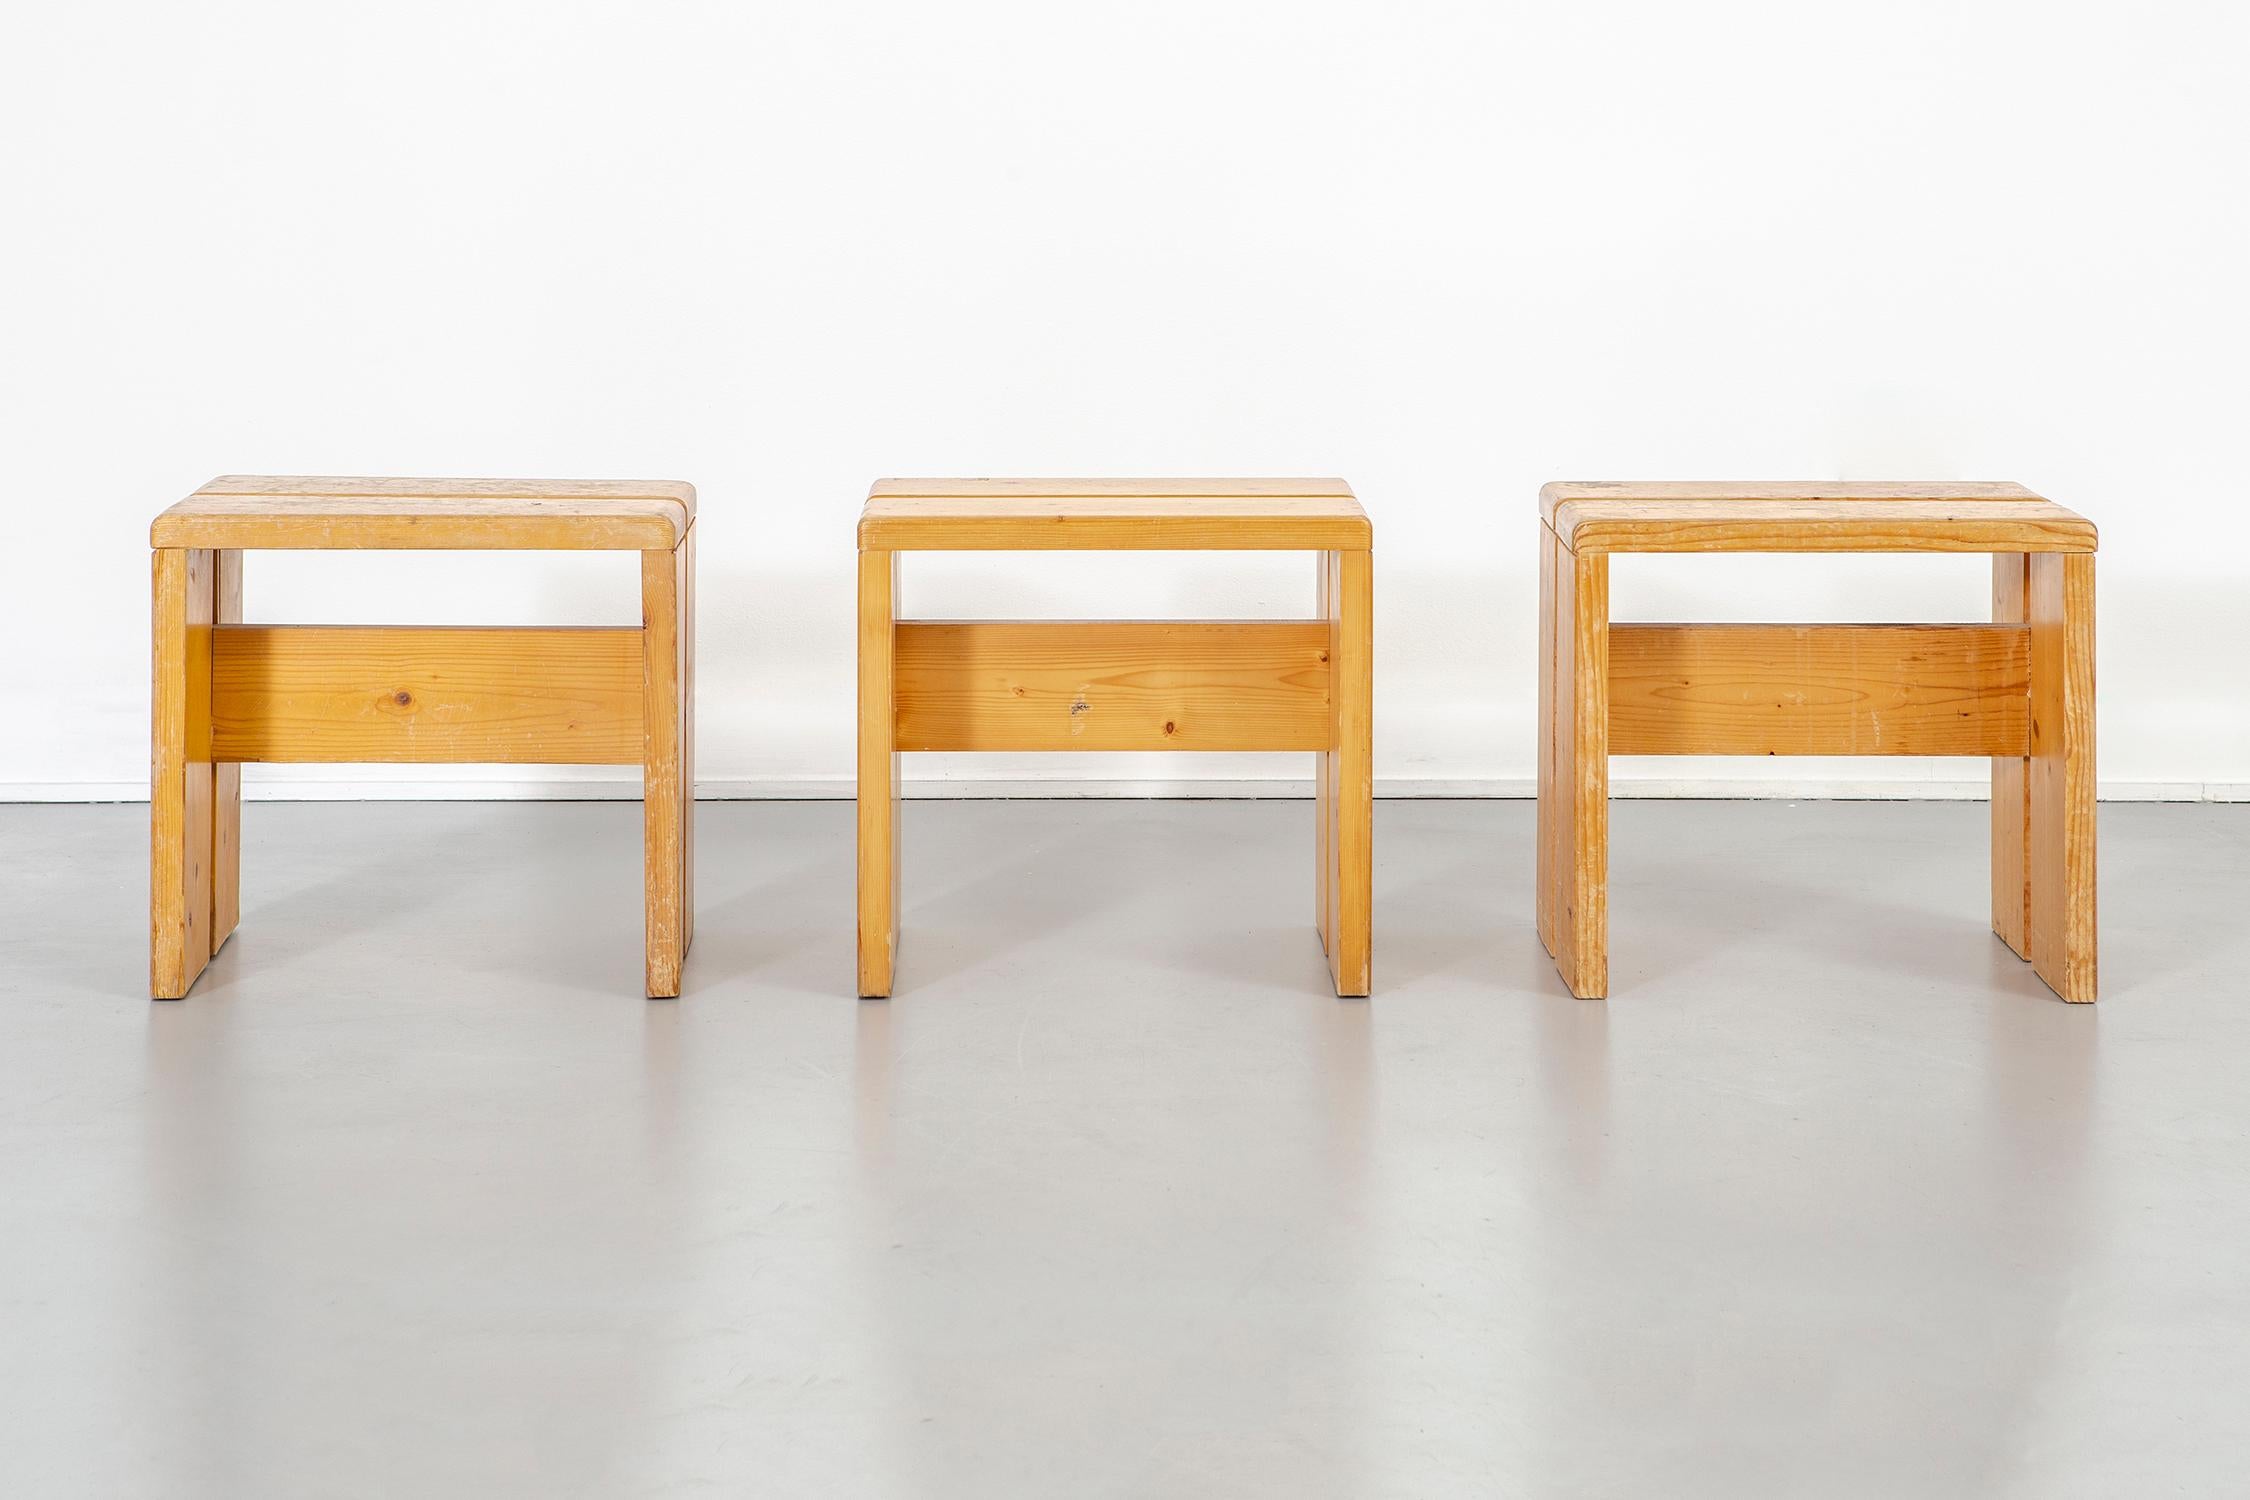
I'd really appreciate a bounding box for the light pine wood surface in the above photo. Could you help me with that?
[1991,555,2033,958]
[208,626,645,764]
[680,524,697,956]
[1535,522,1559,962]
[1550,498,2096,555]
[873,477,1356,498]
[151,479,695,999]
[154,476,694,550]
[1561,545,1610,999]
[212,550,243,950]
[892,621,1332,753]
[2028,553,2097,1001]
[1541,481,2093,555]
[642,542,691,998]
[859,479,1369,552]
[195,474,698,505]
[1320,548,1374,997]
[151,548,219,999]
[1539,479,2044,523]
[1316,555,1336,953]
[859,479,1372,997]
[857,549,900,998]
[1537,483,2095,1004]
[1607,623,2031,758]
[1537,523,1611,997]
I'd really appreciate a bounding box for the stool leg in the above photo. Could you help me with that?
[1553,544,1609,998]
[2028,553,2097,1001]
[212,549,243,952]
[151,548,216,999]
[1991,554,2032,958]
[1319,548,1373,997]
[1536,521,1558,960]
[680,524,696,956]
[858,548,900,997]
[1315,553,1333,954]
[641,543,690,998]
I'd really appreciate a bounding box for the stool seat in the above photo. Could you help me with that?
[862,478,1368,551]
[152,475,696,551]
[1541,480,2095,555]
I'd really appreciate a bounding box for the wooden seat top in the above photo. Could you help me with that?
[152,476,696,550]
[1542,481,2096,555]
[861,478,1368,551]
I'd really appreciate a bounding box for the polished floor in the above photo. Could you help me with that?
[2,797,2246,1498]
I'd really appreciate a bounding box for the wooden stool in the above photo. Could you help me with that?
[1536,481,2097,1002]
[856,478,1374,998]
[149,476,697,999]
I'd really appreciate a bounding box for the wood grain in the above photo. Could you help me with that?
[863,480,1374,995]
[1535,521,1558,961]
[153,476,694,550]
[859,483,1369,552]
[1991,555,2032,958]
[892,621,1331,752]
[151,480,698,1001]
[1536,484,2096,1002]
[858,549,900,997]
[1540,480,2042,527]
[874,478,1355,498]
[212,550,243,949]
[680,523,696,956]
[1545,544,1610,999]
[1322,549,1374,997]
[1315,555,1335,953]
[1607,623,2031,757]
[208,626,644,764]
[1551,498,2097,555]
[151,548,216,999]
[642,546,688,998]
[199,474,697,506]
[2029,553,2097,1001]
[1544,525,1569,979]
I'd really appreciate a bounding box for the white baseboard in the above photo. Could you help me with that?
[6,776,2244,803]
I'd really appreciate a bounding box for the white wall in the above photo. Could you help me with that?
[5,1,2246,801]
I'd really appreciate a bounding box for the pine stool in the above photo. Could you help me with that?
[149,476,697,999]
[856,479,1374,997]
[1536,481,2097,1002]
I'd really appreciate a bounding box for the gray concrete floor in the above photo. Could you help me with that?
[2,798,2247,1498]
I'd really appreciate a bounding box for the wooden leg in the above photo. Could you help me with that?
[2028,552,2097,1001]
[1553,544,1609,998]
[680,523,696,956]
[641,544,689,997]
[858,548,900,997]
[1314,552,1335,956]
[1535,521,1558,959]
[151,548,217,999]
[1320,548,1373,996]
[1991,553,2032,958]
[212,549,243,951]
